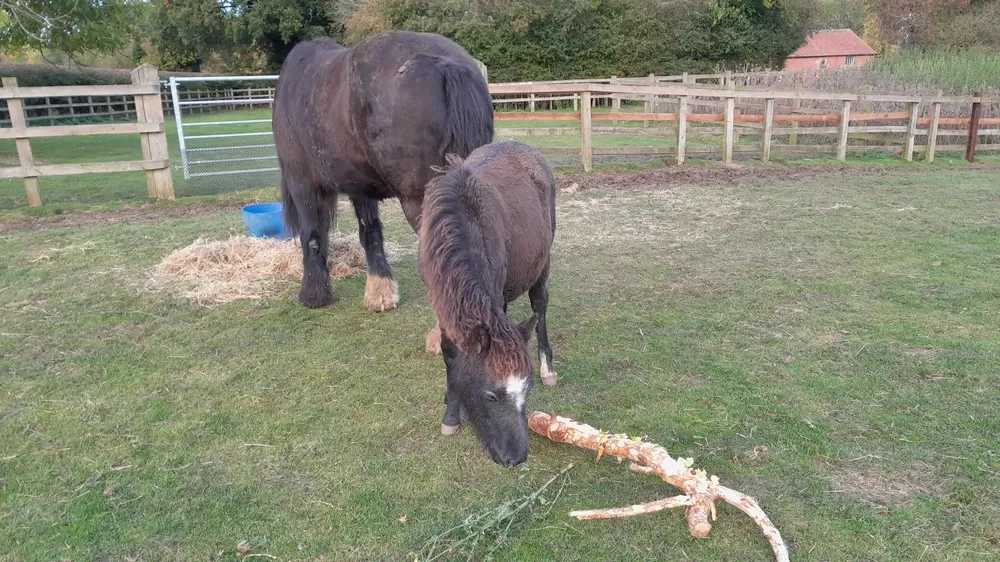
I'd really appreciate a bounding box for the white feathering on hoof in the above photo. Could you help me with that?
[363,274,399,312]
[540,353,558,386]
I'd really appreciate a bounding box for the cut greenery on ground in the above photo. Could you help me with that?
[1,165,998,561]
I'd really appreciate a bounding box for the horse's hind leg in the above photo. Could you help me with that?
[293,184,335,308]
[529,277,557,387]
[352,197,399,312]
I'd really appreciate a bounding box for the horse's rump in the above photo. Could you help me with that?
[275,31,494,236]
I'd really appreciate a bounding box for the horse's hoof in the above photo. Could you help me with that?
[425,327,442,355]
[441,424,460,436]
[364,275,399,312]
[541,360,557,386]
[298,284,335,308]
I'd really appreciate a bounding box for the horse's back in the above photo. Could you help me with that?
[273,38,380,194]
[348,31,494,199]
[467,142,556,296]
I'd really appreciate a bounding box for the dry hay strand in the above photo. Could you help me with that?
[147,234,367,306]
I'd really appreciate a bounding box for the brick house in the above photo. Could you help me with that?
[783,29,876,71]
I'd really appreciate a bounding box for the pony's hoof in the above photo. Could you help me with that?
[364,275,399,312]
[425,326,442,355]
[298,284,334,308]
[541,373,558,387]
[441,423,460,436]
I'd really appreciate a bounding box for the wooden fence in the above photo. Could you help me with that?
[0,65,173,207]
[489,82,1000,171]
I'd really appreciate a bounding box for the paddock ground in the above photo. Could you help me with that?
[1,164,998,561]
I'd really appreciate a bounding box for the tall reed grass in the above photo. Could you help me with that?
[867,50,1000,92]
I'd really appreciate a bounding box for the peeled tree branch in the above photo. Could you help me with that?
[528,411,789,562]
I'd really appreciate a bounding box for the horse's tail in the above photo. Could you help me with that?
[434,57,494,157]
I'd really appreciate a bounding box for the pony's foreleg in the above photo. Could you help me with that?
[352,197,399,312]
[424,315,442,355]
[529,278,557,387]
[295,187,335,308]
[441,387,461,435]
[441,334,462,435]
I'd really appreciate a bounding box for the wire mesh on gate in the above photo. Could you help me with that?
[168,76,282,196]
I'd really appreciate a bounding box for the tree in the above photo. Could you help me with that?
[226,0,340,70]
[864,0,971,51]
[681,0,818,70]
[926,0,999,51]
[340,0,814,80]
[148,0,228,71]
[814,0,868,33]
[0,0,137,56]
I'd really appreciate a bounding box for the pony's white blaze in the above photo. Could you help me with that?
[506,376,528,410]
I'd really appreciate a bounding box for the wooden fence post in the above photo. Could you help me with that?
[611,76,620,112]
[2,78,42,207]
[529,92,536,113]
[723,96,736,165]
[966,92,982,163]
[573,94,578,111]
[926,90,942,163]
[131,64,175,200]
[904,101,919,162]
[727,76,740,145]
[761,98,774,163]
[789,78,802,146]
[675,73,694,166]
[837,100,851,162]
[580,90,593,172]
[644,73,654,127]
[677,92,689,166]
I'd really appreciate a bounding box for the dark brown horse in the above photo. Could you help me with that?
[273,31,494,310]
[418,141,557,467]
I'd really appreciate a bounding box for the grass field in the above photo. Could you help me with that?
[1,163,998,561]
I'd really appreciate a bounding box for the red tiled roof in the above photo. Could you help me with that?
[787,29,876,58]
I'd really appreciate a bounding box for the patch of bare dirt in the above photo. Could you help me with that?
[555,162,1000,193]
[0,201,245,235]
[904,347,940,359]
[826,461,941,513]
[556,164,864,192]
[819,330,853,350]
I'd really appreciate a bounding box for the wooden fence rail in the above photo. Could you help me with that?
[488,82,999,171]
[0,65,173,206]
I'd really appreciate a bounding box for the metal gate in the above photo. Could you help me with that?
[167,75,281,194]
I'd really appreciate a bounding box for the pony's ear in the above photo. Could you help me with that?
[471,323,492,360]
[517,313,539,343]
[429,164,447,175]
[444,153,464,168]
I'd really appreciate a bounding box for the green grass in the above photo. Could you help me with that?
[2,166,998,561]
[867,50,1000,92]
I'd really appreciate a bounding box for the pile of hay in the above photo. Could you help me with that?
[147,234,367,306]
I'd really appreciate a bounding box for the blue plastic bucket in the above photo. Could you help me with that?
[241,202,290,239]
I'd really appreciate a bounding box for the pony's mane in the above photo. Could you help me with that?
[419,156,532,382]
